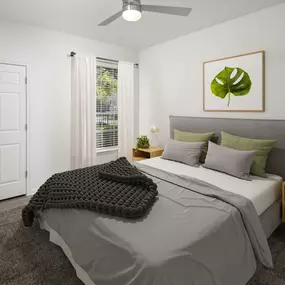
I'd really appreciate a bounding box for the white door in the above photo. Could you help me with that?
[0,63,27,200]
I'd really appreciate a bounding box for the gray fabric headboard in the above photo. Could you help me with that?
[170,116,285,180]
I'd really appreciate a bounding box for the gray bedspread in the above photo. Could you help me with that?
[41,163,272,285]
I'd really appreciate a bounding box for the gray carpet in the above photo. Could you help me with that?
[0,207,83,285]
[1,207,285,285]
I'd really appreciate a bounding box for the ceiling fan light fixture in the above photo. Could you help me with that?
[122,4,142,22]
[98,0,192,27]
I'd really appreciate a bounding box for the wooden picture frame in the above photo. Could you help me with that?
[203,50,265,112]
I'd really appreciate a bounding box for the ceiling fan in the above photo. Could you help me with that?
[98,0,192,26]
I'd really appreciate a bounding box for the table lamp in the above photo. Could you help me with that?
[150,125,160,146]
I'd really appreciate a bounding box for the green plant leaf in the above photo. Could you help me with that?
[136,136,150,149]
[210,67,252,106]
[97,69,118,104]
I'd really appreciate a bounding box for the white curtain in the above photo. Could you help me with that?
[118,61,135,161]
[71,57,97,169]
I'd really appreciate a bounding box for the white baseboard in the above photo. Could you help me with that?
[27,188,38,196]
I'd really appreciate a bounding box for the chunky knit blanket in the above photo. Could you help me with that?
[22,157,158,227]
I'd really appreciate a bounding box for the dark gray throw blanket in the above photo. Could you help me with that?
[22,157,158,226]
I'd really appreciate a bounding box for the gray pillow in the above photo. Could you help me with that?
[203,141,256,180]
[161,140,205,166]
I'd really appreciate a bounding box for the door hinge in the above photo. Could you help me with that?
[25,124,28,131]
[25,171,28,178]
[25,77,28,84]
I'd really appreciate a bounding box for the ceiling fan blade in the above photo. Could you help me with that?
[141,5,191,16]
[98,11,122,26]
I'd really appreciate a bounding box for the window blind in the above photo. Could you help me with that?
[96,60,118,149]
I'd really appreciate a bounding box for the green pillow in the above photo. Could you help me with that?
[174,129,215,163]
[221,131,276,177]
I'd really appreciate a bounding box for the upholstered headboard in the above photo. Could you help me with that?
[170,116,285,179]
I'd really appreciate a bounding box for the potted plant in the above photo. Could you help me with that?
[136,136,150,150]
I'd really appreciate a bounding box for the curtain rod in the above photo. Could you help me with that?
[69,52,139,67]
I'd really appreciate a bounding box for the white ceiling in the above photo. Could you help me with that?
[0,0,284,51]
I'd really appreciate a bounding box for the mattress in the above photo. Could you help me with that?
[138,158,283,216]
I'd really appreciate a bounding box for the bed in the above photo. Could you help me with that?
[39,116,285,285]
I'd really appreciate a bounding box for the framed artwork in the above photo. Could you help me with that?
[203,50,265,112]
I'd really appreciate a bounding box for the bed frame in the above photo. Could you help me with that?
[169,116,285,237]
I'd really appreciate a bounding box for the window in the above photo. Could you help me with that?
[96,61,118,149]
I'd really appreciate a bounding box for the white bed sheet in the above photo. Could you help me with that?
[138,157,282,216]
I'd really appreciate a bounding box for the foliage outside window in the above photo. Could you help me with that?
[96,63,118,149]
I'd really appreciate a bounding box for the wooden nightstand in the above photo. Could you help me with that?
[132,147,164,162]
[282,182,285,223]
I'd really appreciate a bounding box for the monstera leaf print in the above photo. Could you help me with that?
[211,67,252,107]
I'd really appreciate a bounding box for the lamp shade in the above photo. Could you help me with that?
[150,126,160,134]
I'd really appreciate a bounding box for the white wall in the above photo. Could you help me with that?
[0,20,138,195]
[139,3,285,144]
